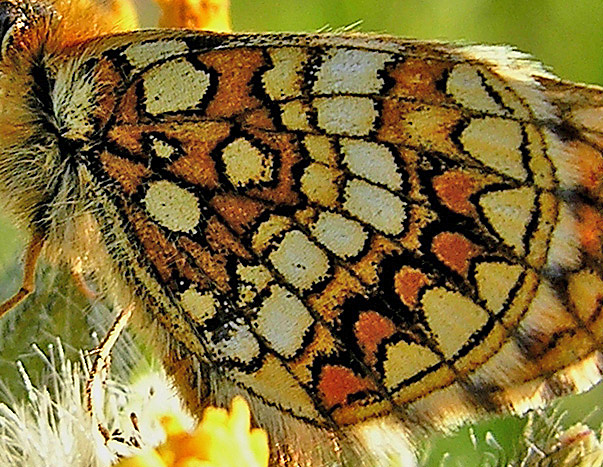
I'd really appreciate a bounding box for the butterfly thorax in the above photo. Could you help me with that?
[0,1,128,266]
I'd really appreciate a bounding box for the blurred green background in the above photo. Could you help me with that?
[0,1,602,466]
[138,0,603,85]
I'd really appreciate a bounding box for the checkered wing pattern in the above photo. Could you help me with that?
[86,32,603,428]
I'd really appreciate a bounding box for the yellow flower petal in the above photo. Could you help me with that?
[160,415,188,437]
[116,449,168,467]
[176,459,213,467]
[228,396,251,433]
[249,430,270,467]
[115,397,268,467]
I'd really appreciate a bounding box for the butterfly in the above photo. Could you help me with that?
[0,0,601,465]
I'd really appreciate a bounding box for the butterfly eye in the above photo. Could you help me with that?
[0,1,52,60]
[0,1,25,59]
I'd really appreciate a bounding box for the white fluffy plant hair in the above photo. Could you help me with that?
[0,336,194,467]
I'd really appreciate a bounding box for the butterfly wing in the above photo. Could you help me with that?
[50,31,603,463]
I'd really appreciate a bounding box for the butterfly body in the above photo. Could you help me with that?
[0,1,602,465]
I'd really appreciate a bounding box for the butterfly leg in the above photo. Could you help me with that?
[0,231,44,319]
[85,303,134,424]
[71,257,98,301]
[155,0,231,31]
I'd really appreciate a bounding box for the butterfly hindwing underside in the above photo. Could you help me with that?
[0,3,602,464]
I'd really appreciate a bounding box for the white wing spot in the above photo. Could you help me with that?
[340,138,403,191]
[123,39,189,73]
[311,211,368,258]
[143,58,211,115]
[314,96,378,136]
[270,230,330,290]
[144,180,201,232]
[221,137,274,187]
[313,48,392,94]
[343,179,406,235]
[447,64,507,116]
[254,285,314,358]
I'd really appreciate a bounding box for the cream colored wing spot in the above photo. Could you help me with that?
[180,287,217,324]
[451,49,532,120]
[236,263,272,305]
[343,178,406,236]
[123,39,188,74]
[279,100,312,131]
[143,180,201,232]
[142,58,211,115]
[339,138,403,191]
[474,261,524,313]
[146,134,178,159]
[262,47,307,101]
[458,45,557,121]
[303,135,338,166]
[524,124,554,190]
[460,117,527,181]
[209,322,261,365]
[383,340,440,390]
[269,230,330,291]
[422,287,489,358]
[300,162,341,207]
[446,64,508,116]
[314,97,378,136]
[231,355,321,420]
[312,48,392,94]
[252,215,293,253]
[221,137,274,188]
[253,285,314,358]
[310,211,368,258]
[479,186,536,256]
